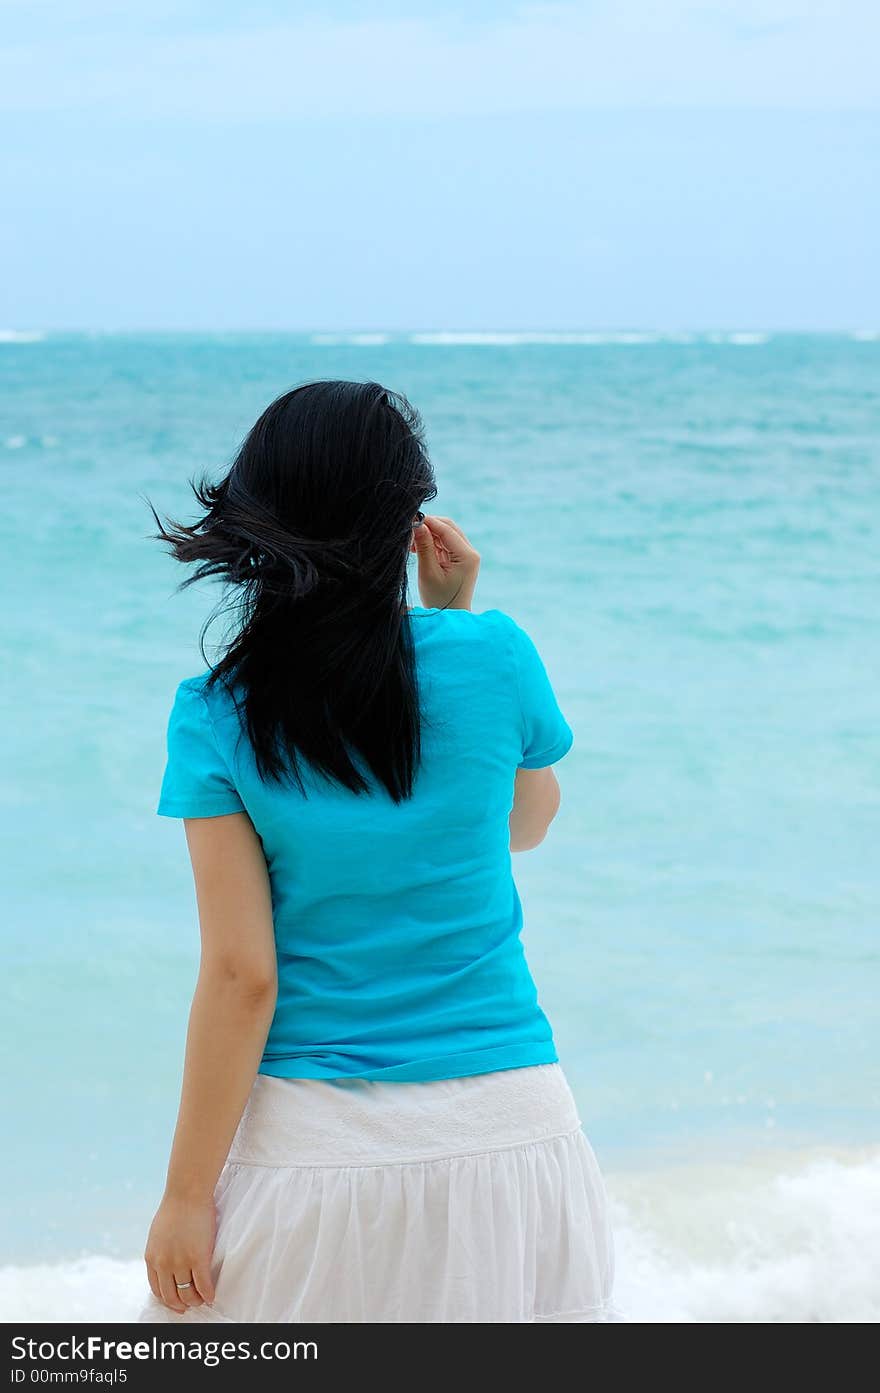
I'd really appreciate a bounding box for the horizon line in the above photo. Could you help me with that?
[2,327,878,340]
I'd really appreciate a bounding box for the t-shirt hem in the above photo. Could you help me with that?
[157,799,245,818]
[257,1040,559,1083]
[518,728,574,769]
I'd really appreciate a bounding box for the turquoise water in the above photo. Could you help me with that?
[2,332,878,1290]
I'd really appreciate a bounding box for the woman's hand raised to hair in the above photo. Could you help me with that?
[412,515,480,612]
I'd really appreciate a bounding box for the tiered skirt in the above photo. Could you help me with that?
[140,1062,617,1324]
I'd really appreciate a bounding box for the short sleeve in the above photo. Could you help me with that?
[509,620,574,769]
[157,681,246,818]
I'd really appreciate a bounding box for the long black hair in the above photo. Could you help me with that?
[151,381,437,802]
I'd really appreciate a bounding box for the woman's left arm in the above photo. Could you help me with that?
[144,813,277,1314]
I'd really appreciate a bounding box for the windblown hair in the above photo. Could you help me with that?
[151,381,436,801]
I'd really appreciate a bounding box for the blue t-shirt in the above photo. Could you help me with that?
[158,607,573,1082]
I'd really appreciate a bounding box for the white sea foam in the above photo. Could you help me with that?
[3,434,58,449]
[406,331,776,346]
[850,329,879,341]
[310,333,390,346]
[611,1146,880,1323]
[306,330,777,348]
[0,329,44,343]
[3,1148,877,1323]
[0,1257,147,1323]
[705,331,770,345]
[408,331,667,346]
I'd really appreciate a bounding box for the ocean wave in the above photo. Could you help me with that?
[310,333,391,346]
[3,1148,877,1323]
[850,329,879,342]
[611,1146,880,1323]
[302,330,780,348]
[407,331,775,347]
[0,329,44,344]
[408,331,666,346]
[3,434,58,449]
[0,1256,146,1323]
[705,331,770,345]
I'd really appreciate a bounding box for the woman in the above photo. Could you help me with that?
[141,380,616,1324]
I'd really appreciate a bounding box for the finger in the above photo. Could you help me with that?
[414,519,448,569]
[174,1270,203,1308]
[428,515,472,546]
[145,1264,162,1304]
[157,1267,187,1314]
[413,519,434,551]
[192,1258,215,1306]
[423,515,473,556]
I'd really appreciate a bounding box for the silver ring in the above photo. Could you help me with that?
[175,1280,193,1290]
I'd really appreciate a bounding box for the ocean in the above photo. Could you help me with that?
[2,330,878,1322]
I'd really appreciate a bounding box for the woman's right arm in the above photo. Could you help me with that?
[509,767,562,852]
[144,812,277,1314]
[411,515,565,852]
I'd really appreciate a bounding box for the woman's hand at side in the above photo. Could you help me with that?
[412,515,480,611]
[145,1192,216,1313]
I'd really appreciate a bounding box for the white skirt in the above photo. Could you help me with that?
[139,1063,617,1324]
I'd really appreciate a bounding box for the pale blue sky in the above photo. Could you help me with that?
[2,2,878,329]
